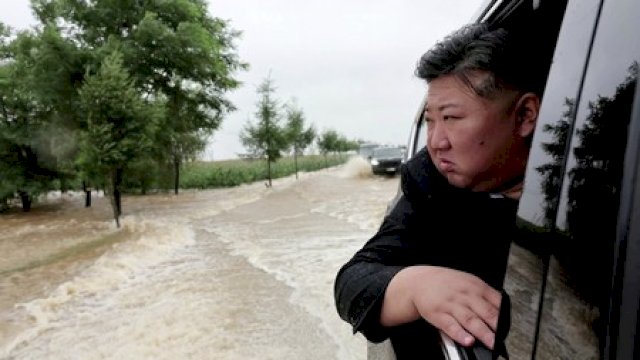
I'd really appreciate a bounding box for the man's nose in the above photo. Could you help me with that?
[428,121,450,150]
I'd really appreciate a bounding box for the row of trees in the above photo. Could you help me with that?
[240,77,359,186]
[0,0,245,226]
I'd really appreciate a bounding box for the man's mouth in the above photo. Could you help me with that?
[437,159,454,172]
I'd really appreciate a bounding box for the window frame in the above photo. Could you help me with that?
[607,71,640,360]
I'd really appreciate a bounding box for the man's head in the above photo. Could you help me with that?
[416,24,541,195]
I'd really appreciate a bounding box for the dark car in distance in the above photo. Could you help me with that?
[368,147,405,175]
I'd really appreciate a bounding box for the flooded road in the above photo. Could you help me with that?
[0,158,399,359]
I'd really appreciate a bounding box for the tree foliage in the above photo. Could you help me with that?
[0,0,244,216]
[285,103,315,155]
[284,102,315,179]
[317,129,359,164]
[33,0,246,195]
[0,26,64,211]
[317,129,339,155]
[240,77,288,187]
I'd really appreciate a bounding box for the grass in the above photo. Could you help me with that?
[180,154,348,189]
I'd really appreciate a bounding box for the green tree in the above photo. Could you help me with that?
[284,102,315,179]
[78,51,153,227]
[36,0,246,194]
[317,129,339,158]
[317,129,359,165]
[335,134,359,157]
[0,27,62,211]
[0,0,245,213]
[22,24,89,196]
[240,77,288,187]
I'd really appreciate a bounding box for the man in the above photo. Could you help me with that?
[334,23,542,358]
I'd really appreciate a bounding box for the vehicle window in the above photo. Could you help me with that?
[359,144,379,159]
[372,147,404,158]
[414,117,427,155]
[533,0,640,358]
[504,0,600,358]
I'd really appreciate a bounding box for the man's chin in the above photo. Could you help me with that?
[444,173,472,189]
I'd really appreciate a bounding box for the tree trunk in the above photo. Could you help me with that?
[83,180,92,208]
[110,194,120,228]
[109,169,121,228]
[19,191,31,212]
[114,168,123,217]
[266,158,272,188]
[174,157,180,195]
[294,151,299,180]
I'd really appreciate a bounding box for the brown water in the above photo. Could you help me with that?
[1,157,399,359]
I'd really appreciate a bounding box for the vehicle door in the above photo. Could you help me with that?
[507,0,640,359]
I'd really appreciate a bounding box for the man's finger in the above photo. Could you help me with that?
[433,313,475,347]
[451,306,495,349]
[482,286,502,309]
[468,296,501,331]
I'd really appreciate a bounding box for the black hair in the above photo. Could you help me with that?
[415,23,545,99]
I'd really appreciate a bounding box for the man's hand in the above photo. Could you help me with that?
[381,265,502,349]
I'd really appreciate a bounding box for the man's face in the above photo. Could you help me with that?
[424,73,534,192]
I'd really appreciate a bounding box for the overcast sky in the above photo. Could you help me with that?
[0,0,481,160]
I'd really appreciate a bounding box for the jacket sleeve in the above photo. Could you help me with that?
[333,163,425,343]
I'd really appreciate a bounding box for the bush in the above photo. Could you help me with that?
[180,154,347,189]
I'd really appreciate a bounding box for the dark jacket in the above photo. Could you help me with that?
[334,148,518,359]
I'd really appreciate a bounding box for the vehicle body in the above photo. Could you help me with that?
[369,146,405,175]
[369,0,640,359]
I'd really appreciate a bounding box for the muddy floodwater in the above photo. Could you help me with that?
[0,158,400,360]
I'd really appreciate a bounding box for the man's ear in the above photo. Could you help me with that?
[515,92,540,138]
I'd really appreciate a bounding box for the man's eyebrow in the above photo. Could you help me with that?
[424,103,461,112]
